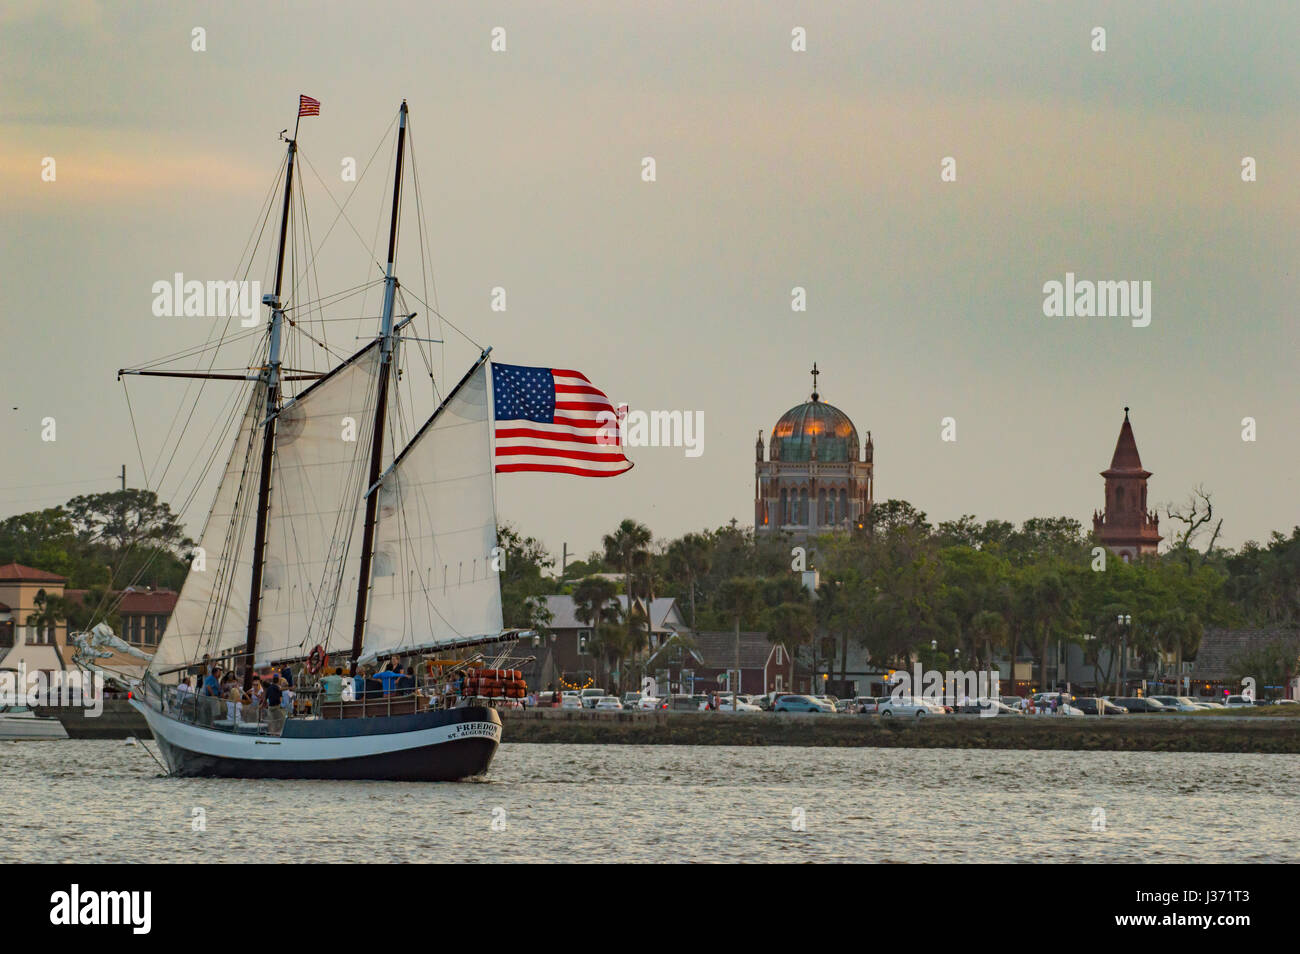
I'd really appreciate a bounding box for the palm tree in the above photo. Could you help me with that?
[603,517,652,649]
[667,532,712,631]
[573,576,618,684]
[970,609,1009,680]
[767,601,817,693]
[26,588,67,647]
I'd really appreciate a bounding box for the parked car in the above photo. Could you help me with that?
[1113,696,1173,713]
[1196,700,1225,708]
[594,696,623,711]
[713,697,761,712]
[621,692,643,708]
[1273,698,1299,706]
[813,695,844,712]
[668,694,709,711]
[560,694,584,710]
[1223,695,1255,709]
[636,695,667,710]
[1001,695,1029,711]
[878,695,946,718]
[956,698,1023,716]
[1072,696,1128,715]
[773,694,834,713]
[1150,695,1208,711]
[581,687,607,709]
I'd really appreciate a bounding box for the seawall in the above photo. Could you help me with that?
[497,709,1300,753]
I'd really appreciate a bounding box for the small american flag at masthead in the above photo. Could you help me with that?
[298,94,320,117]
[491,363,633,477]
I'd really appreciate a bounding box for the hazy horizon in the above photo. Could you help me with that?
[3,1,1297,565]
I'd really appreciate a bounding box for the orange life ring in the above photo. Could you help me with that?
[306,645,328,675]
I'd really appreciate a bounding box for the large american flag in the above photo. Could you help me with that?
[491,363,633,477]
[298,94,320,117]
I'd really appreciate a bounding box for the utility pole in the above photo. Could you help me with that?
[734,616,740,711]
[561,542,569,575]
[119,464,126,492]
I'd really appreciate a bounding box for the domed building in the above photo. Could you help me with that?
[754,364,873,539]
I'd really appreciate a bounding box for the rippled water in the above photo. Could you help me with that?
[1,741,1296,863]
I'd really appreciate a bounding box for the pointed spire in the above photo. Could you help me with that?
[810,362,820,402]
[1108,407,1144,471]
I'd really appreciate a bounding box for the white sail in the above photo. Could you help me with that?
[254,342,381,666]
[359,360,503,662]
[150,386,263,675]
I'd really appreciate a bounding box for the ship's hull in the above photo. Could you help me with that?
[131,700,500,781]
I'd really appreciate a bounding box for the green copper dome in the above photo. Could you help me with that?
[771,398,859,463]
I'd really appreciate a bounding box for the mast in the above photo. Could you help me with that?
[350,100,408,671]
[242,130,296,688]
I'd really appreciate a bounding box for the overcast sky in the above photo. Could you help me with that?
[3,0,1297,564]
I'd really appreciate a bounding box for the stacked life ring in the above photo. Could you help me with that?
[306,644,329,675]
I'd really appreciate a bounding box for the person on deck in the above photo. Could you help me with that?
[395,667,415,697]
[374,666,401,696]
[321,668,345,703]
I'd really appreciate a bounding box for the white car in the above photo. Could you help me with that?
[714,698,761,712]
[636,695,664,710]
[878,695,946,718]
[594,696,623,710]
[1223,695,1255,709]
[560,694,584,710]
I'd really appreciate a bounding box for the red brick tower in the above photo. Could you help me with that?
[1092,407,1162,561]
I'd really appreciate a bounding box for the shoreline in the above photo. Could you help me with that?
[35,701,1300,753]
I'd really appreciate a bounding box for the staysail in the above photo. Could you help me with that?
[359,358,503,662]
[254,340,383,666]
[149,385,265,674]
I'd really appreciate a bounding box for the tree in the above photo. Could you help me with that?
[603,518,652,648]
[497,525,556,631]
[666,532,712,630]
[25,588,68,645]
[66,490,188,555]
[766,601,816,690]
[573,576,619,685]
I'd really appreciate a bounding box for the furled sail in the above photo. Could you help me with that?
[254,341,382,666]
[359,359,503,662]
[149,385,264,675]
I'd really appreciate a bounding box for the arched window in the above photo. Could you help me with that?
[1115,486,1126,510]
[780,489,788,525]
[827,490,836,525]
[798,488,808,524]
[817,489,827,526]
[839,489,848,522]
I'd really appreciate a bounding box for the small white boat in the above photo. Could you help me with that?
[0,705,69,741]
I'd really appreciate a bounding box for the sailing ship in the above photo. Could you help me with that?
[125,100,533,780]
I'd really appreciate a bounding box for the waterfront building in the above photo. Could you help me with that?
[646,630,798,697]
[1092,407,1162,560]
[534,593,691,686]
[1190,627,1300,700]
[0,563,69,675]
[754,364,873,541]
